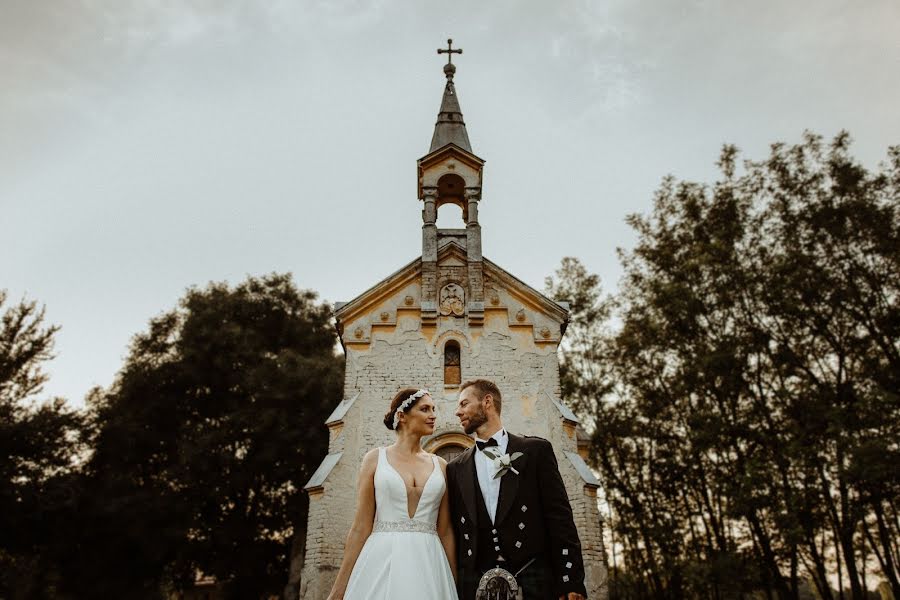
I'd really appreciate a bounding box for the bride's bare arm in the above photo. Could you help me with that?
[436,456,458,582]
[326,449,379,600]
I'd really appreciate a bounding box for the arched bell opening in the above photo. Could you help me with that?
[435,203,465,228]
[436,173,467,221]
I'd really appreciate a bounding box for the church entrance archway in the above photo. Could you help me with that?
[424,432,473,462]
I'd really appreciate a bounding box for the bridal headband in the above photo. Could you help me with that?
[392,389,430,430]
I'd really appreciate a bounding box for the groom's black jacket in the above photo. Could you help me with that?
[447,433,587,598]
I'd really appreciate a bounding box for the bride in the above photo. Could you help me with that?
[326,388,459,599]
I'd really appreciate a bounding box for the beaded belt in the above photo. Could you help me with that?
[373,519,437,535]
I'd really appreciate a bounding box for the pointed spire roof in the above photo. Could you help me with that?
[429,61,472,153]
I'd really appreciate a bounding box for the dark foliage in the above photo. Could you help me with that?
[56,274,342,599]
[0,291,83,600]
[548,133,900,599]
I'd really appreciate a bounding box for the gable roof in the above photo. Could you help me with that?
[418,142,485,170]
[334,245,569,327]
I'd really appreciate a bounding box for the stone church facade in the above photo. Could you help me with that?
[300,56,609,599]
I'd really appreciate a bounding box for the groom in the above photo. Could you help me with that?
[447,379,587,600]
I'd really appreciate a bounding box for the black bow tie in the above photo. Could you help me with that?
[476,438,499,452]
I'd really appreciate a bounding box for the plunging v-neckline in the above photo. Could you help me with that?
[383,449,437,520]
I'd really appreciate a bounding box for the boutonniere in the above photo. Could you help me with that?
[482,449,524,479]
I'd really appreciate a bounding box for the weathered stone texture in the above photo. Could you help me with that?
[300,258,609,599]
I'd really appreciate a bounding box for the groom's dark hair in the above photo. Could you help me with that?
[460,379,502,415]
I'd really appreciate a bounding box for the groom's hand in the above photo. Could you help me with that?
[559,594,585,600]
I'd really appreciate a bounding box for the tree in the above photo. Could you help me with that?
[0,291,83,599]
[555,133,900,599]
[63,274,342,599]
[545,257,616,417]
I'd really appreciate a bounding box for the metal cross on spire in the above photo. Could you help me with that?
[437,38,462,65]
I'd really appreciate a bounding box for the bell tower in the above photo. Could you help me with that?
[418,39,486,327]
[299,39,609,600]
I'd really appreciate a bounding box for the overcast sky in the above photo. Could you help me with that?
[2,0,899,408]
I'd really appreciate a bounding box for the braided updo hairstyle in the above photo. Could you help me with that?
[383,387,425,431]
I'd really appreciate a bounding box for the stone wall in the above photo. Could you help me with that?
[300,260,608,599]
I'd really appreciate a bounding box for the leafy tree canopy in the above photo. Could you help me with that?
[0,291,82,599]
[551,133,900,600]
[65,274,342,599]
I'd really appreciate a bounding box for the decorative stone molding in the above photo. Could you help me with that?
[464,187,481,225]
[420,300,438,326]
[466,301,484,327]
[422,186,439,263]
[421,262,438,319]
[421,186,438,221]
[439,283,466,316]
[345,326,370,346]
[534,325,561,345]
[431,330,470,358]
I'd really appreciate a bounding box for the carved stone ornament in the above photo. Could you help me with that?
[476,567,520,600]
[489,291,500,306]
[353,327,364,339]
[404,295,415,306]
[439,283,466,317]
[380,311,390,322]
[539,326,552,339]
[515,309,526,323]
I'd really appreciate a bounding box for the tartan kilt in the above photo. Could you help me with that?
[459,559,554,600]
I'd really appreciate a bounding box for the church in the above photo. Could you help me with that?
[300,44,609,599]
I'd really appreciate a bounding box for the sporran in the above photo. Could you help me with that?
[475,567,522,600]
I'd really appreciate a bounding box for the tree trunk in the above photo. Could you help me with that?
[873,505,900,599]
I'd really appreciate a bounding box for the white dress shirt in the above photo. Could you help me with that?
[474,428,508,523]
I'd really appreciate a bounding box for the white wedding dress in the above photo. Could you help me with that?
[344,448,458,599]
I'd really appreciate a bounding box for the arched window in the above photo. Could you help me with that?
[444,340,461,385]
